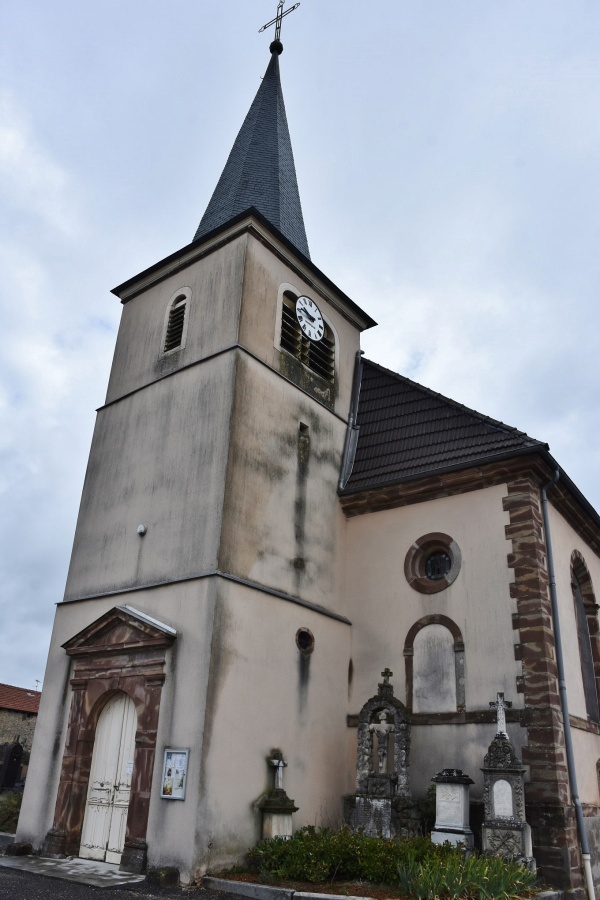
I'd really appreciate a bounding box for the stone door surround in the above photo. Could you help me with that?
[42,606,176,874]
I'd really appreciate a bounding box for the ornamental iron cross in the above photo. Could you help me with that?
[259,1,301,42]
[489,691,512,736]
[381,668,393,684]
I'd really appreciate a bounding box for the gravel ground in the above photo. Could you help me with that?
[0,867,233,900]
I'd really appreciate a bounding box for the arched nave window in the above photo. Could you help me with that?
[404,615,465,714]
[571,551,600,723]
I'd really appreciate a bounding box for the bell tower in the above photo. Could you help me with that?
[19,25,374,882]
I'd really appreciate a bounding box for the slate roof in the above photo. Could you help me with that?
[194,50,310,259]
[342,359,547,493]
[0,683,41,714]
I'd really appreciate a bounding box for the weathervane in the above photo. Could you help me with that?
[259,1,300,45]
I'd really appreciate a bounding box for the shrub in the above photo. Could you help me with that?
[247,827,537,898]
[0,791,22,834]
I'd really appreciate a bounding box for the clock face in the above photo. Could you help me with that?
[295,295,325,342]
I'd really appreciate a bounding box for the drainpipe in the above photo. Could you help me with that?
[339,351,363,490]
[541,470,595,900]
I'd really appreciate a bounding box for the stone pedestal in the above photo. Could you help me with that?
[431,768,474,849]
[481,734,535,870]
[258,750,298,840]
[259,789,298,839]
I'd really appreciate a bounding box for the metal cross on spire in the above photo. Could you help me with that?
[259,1,301,44]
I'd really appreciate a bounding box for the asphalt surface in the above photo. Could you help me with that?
[0,867,233,900]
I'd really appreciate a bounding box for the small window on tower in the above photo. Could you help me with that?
[163,294,187,354]
[280,292,335,383]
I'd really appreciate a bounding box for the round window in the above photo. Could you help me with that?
[404,533,462,595]
[296,628,315,654]
[425,551,452,581]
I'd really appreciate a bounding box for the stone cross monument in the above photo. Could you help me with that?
[489,691,512,738]
[481,693,534,869]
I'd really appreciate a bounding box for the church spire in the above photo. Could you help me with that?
[193,38,310,259]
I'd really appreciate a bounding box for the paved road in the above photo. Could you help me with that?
[0,867,233,900]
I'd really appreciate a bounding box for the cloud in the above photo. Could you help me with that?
[0,91,81,237]
[0,93,116,688]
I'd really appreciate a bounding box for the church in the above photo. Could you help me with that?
[16,14,600,896]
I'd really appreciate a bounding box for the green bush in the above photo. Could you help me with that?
[247,827,537,898]
[0,791,22,834]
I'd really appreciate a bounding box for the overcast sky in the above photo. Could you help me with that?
[1,2,599,690]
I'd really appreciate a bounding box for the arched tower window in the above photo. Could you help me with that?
[162,293,188,354]
[280,291,335,383]
[571,551,600,722]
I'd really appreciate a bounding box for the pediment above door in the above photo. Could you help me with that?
[62,605,177,658]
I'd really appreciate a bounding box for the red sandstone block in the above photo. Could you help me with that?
[526,726,563,744]
[521,642,557,660]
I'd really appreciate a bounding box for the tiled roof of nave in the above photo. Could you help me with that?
[343,359,546,493]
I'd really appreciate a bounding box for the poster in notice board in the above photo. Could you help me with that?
[161,749,189,800]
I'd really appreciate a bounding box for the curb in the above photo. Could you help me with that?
[204,876,563,900]
[203,878,369,900]
[203,878,296,900]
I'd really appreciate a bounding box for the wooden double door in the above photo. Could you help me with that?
[80,693,137,864]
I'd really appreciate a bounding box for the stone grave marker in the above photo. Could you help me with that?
[431,768,475,849]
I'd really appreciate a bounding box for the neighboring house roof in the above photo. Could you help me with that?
[0,683,41,715]
[343,358,547,494]
[193,49,310,259]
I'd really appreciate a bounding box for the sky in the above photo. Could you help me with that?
[1,1,599,690]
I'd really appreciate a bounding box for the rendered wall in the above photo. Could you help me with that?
[64,354,236,600]
[345,484,518,717]
[105,236,246,404]
[219,352,348,616]
[177,580,352,878]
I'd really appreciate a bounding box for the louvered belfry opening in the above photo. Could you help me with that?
[164,296,186,352]
[280,295,334,383]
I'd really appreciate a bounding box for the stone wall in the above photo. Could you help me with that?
[0,709,37,751]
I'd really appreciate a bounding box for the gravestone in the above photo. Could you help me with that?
[481,692,534,869]
[345,669,419,838]
[258,749,298,839]
[431,768,475,849]
[0,741,23,791]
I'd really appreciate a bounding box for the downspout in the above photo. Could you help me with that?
[541,470,595,900]
[339,351,363,490]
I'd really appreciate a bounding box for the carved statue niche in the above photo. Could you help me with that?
[346,670,418,839]
[355,669,411,799]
